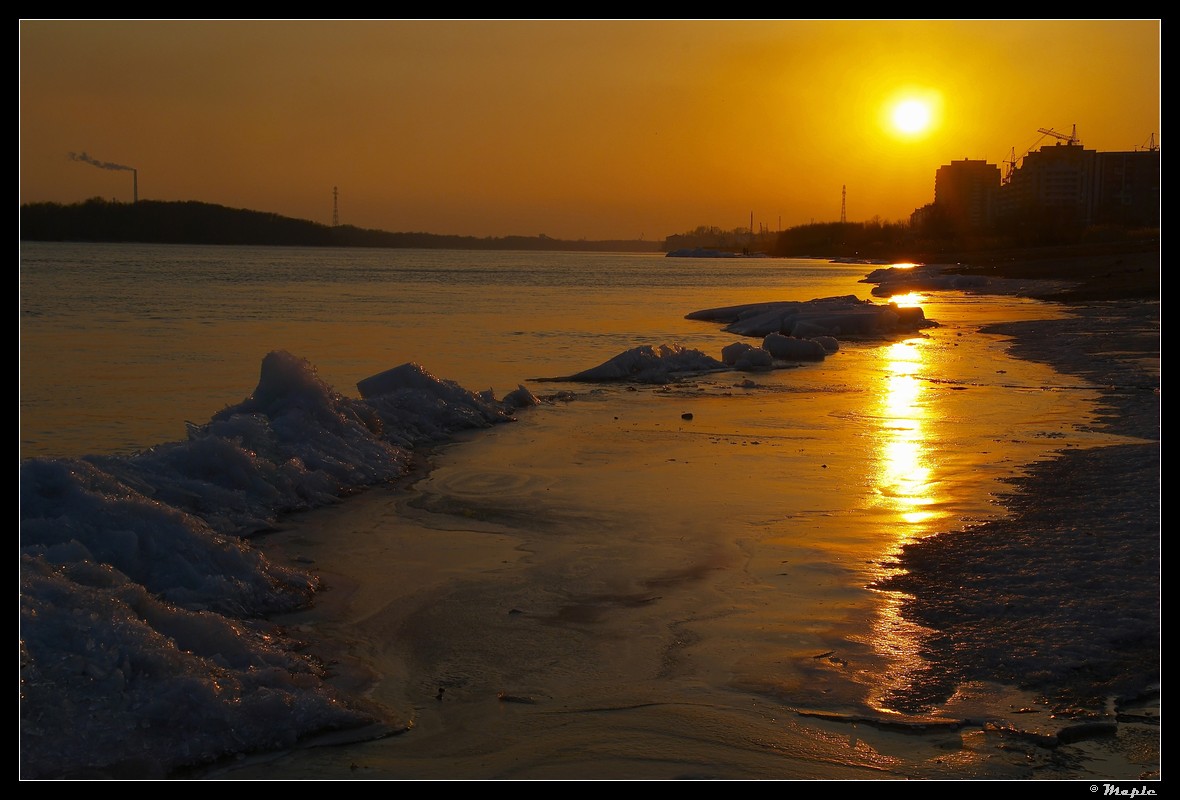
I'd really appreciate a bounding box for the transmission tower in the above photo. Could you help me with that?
[332,186,339,227]
[840,185,846,223]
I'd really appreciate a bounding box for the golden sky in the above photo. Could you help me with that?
[19,20,1161,241]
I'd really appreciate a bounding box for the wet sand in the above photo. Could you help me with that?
[216,249,1160,781]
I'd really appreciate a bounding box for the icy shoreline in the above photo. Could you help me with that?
[19,270,1160,779]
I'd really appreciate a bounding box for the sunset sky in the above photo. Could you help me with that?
[19,20,1161,241]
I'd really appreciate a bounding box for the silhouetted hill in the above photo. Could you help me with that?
[18,198,661,253]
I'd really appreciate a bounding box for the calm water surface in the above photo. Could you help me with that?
[20,243,899,459]
[20,242,1094,560]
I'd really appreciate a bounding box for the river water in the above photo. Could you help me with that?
[23,242,1124,779]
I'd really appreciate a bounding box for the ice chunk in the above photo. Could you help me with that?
[763,333,827,361]
[721,341,774,370]
[559,344,727,383]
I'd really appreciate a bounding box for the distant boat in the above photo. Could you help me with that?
[829,256,891,265]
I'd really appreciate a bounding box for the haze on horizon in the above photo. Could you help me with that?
[19,19,1161,242]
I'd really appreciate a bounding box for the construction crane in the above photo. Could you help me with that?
[1003,147,1018,185]
[1004,125,1081,184]
[1036,124,1080,145]
[1136,133,1160,152]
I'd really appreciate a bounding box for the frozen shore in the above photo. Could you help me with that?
[222,257,1158,780]
[19,247,1160,780]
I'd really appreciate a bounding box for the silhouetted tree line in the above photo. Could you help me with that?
[21,197,1156,261]
[769,218,915,259]
[18,198,661,253]
[764,215,1157,261]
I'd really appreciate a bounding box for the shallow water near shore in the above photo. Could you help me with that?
[212,292,1138,779]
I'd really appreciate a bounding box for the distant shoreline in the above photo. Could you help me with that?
[18,198,662,253]
[928,241,1160,303]
[21,199,1160,276]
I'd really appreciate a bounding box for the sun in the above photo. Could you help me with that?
[892,100,931,134]
[883,89,943,140]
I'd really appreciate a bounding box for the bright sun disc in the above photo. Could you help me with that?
[883,89,942,140]
[892,100,931,134]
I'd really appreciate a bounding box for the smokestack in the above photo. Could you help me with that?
[69,151,137,203]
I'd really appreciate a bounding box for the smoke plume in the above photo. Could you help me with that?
[69,151,134,172]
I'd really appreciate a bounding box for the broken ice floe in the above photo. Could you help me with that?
[550,296,932,384]
[686,294,932,338]
[862,264,990,298]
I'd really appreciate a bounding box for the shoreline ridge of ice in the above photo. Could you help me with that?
[19,350,523,779]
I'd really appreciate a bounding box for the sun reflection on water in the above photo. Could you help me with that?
[887,291,925,308]
[875,339,935,537]
[865,337,939,714]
